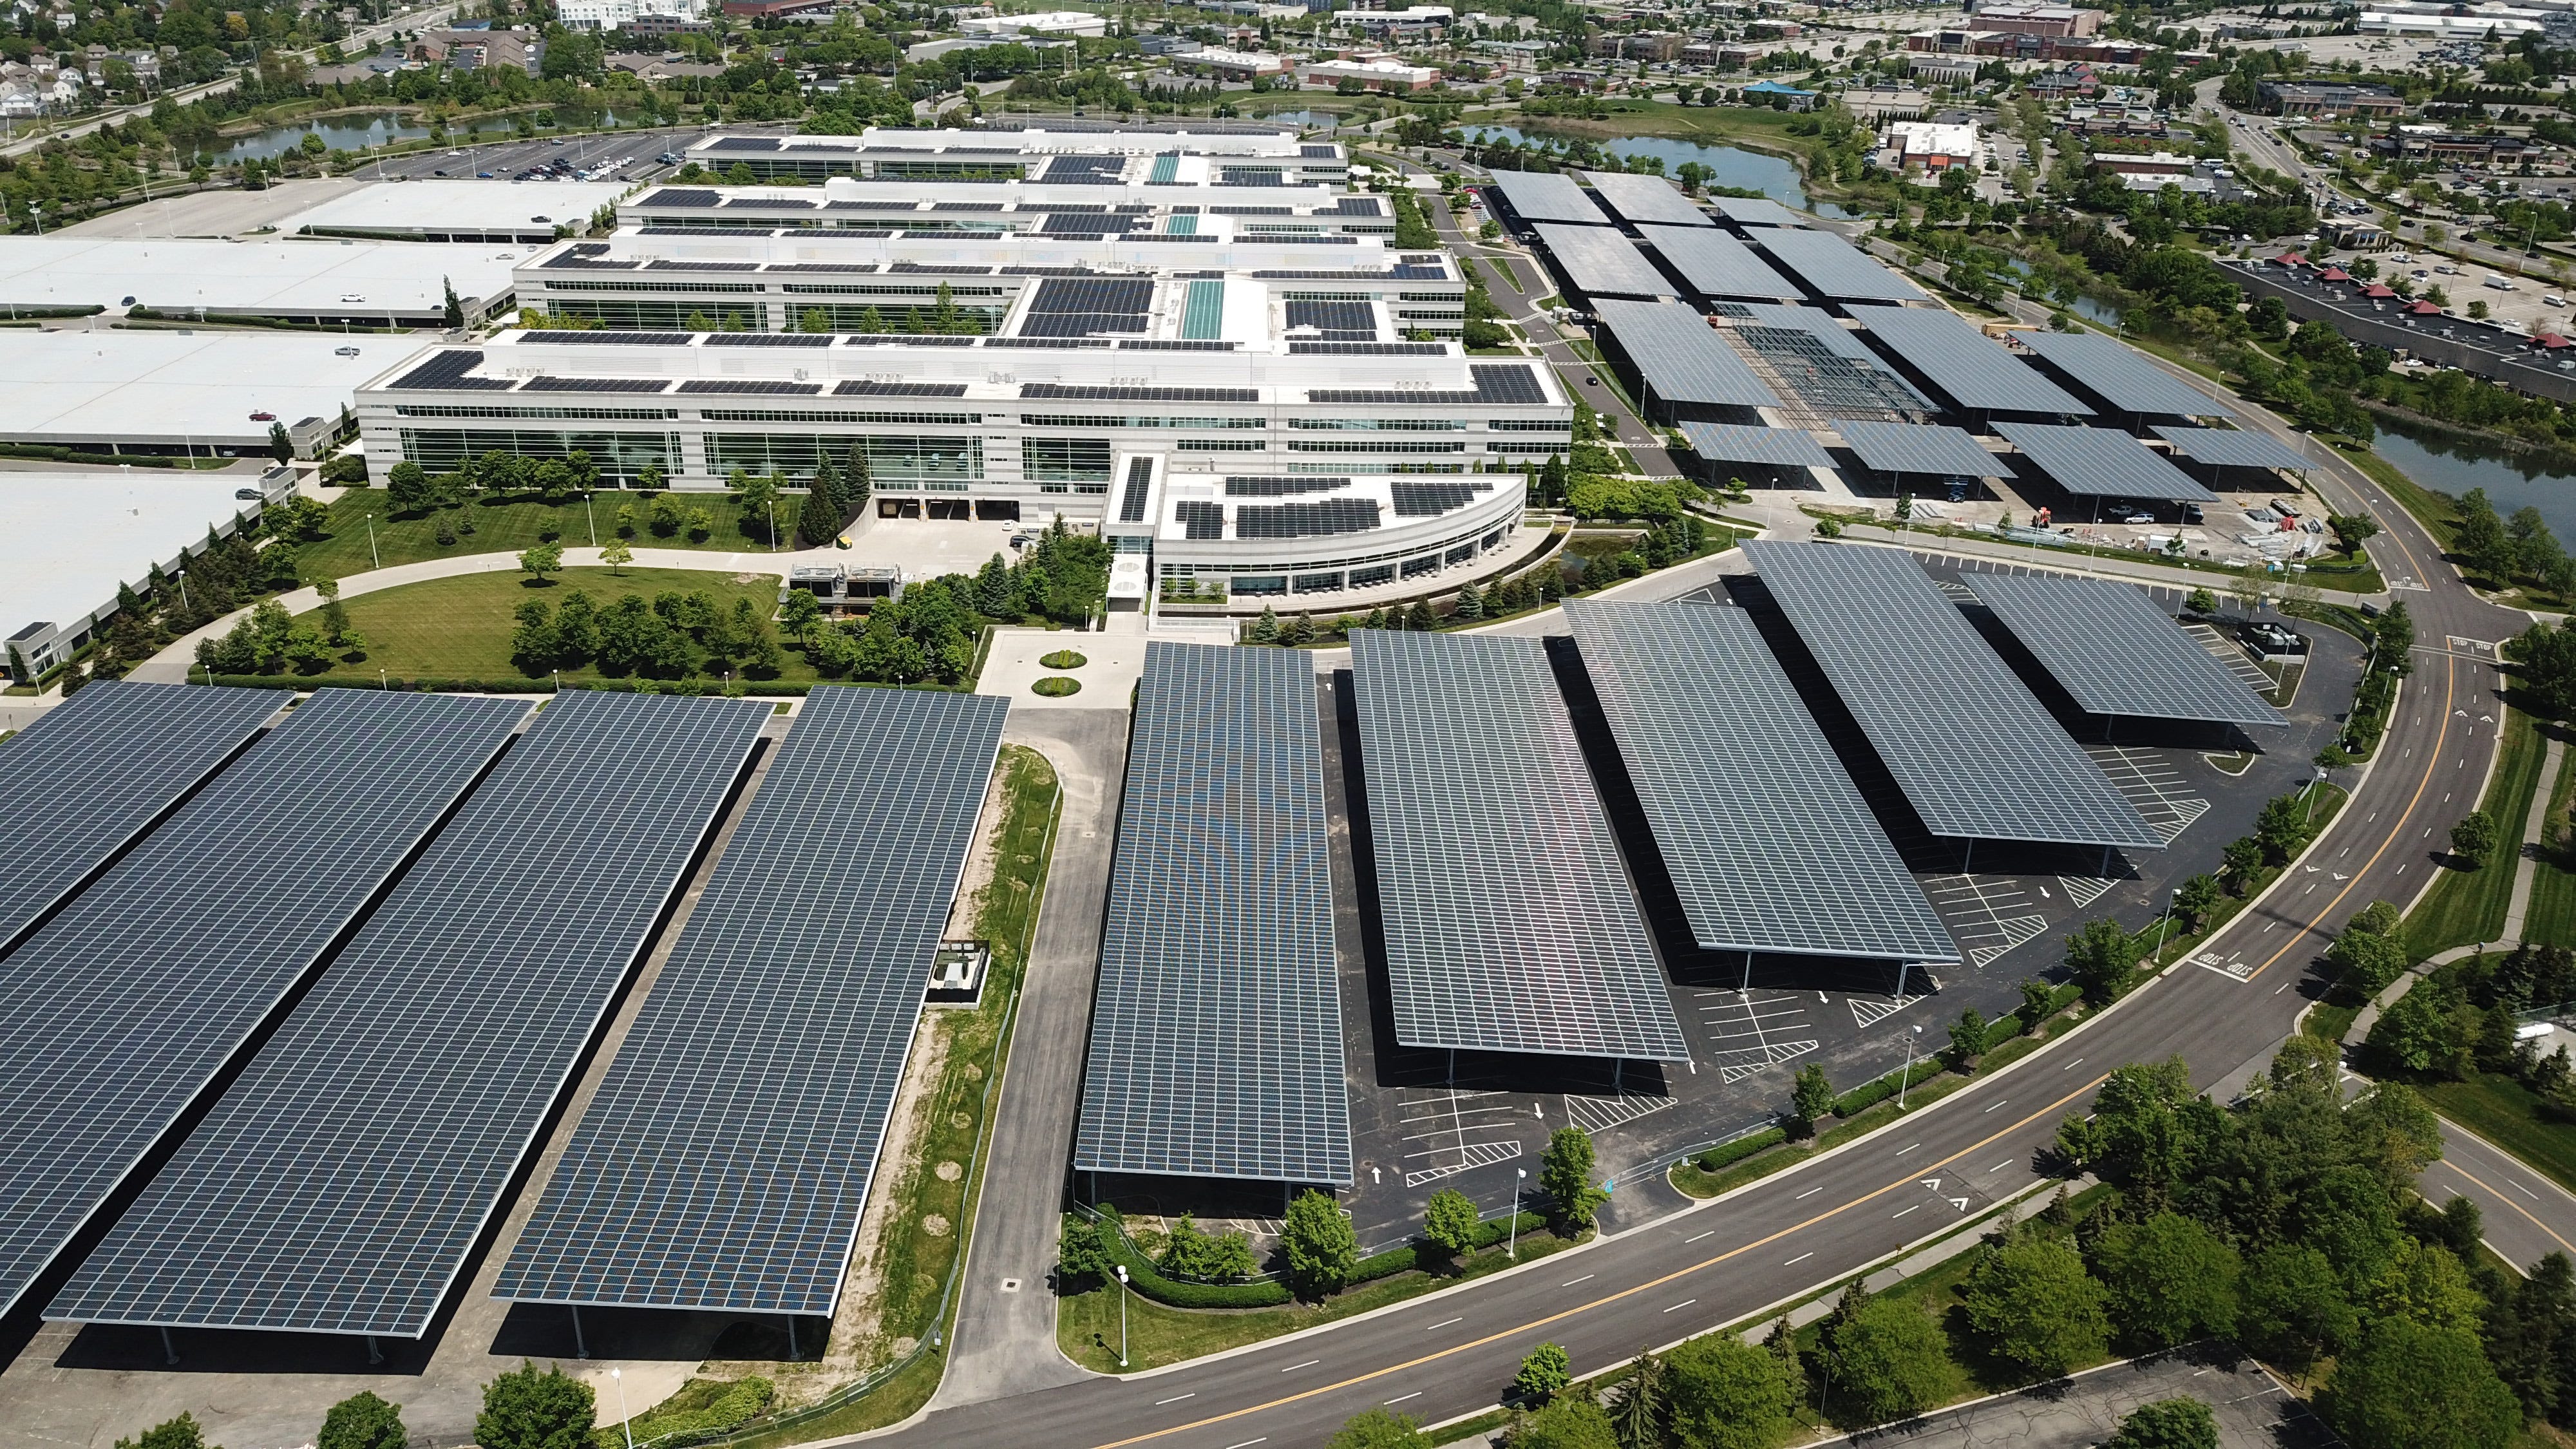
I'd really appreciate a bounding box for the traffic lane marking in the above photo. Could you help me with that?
[2432,1157,2576,1258]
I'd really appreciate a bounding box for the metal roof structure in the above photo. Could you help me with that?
[1835,420,2005,478]
[46,692,772,1340]
[1565,601,1959,962]
[1741,542,2161,849]
[0,680,282,954]
[1856,307,2094,417]
[0,689,528,1323]
[1594,299,1779,409]
[1638,225,1803,301]
[1580,171,1710,227]
[493,687,1009,1317]
[1485,169,1607,225]
[1749,228,1926,302]
[1678,420,1832,467]
[1966,573,2289,729]
[1349,630,1689,1061]
[1533,223,1674,298]
[2150,424,2315,471]
[1074,643,1350,1186]
[1709,196,1806,228]
[2012,330,2235,419]
[1993,421,2219,502]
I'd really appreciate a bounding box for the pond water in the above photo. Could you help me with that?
[1249,107,1339,128]
[1469,126,1807,209]
[207,109,628,164]
[2376,419,2576,543]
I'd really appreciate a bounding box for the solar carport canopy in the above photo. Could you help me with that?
[1640,226,1802,301]
[1858,307,2093,417]
[1582,170,1710,227]
[1994,421,2219,501]
[1743,542,2161,849]
[0,689,528,1322]
[1074,642,1351,1186]
[2151,424,2314,471]
[1595,298,1779,408]
[1566,601,1958,962]
[1535,223,1673,298]
[1710,196,1805,228]
[1680,421,1830,467]
[1969,573,2289,729]
[1836,420,2003,478]
[1350,630,1689,1061]
[1751,227,1926,302]
[2015,330,2235,419]
[1486,169,1605,225]
[47,691,771,1339]
[0,680,282,952]
[494,687,1009,1316]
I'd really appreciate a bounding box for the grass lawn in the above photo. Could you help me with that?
[2405,706,2544,961]
[2421,1074,2576,1198]
[2334,441,2461,553]
[2526,744,2576,950]
[299,488,777,580]
[324,567,810,685]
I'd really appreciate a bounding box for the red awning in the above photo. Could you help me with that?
[2362,284,2396,298]
[2276,251,2308,264]
[2318,267,2353,281]
[2536,333,2571,348]
[2409,299,2443,314]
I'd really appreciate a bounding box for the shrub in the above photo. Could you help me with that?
[1696,1126,1786,1172]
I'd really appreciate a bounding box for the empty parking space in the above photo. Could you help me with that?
[1692,989,1823,1083]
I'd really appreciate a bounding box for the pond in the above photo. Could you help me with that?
[205,109,630,164]
[1247,107,1340,129]
[2376,419,2576,543]
[1468,126,1807,209]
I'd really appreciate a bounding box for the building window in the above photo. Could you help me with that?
[397,427,678,485]
[1176,439,1265,451]
[1287,440,1467,453]
[1022,437,1113,482]
[701,433,984,482]
[1229,575,1288,596]
[1289,418,1466,431]
[1350,564,1395,587]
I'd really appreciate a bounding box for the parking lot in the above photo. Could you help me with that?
[350,123,717,184]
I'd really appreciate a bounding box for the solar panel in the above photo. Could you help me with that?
[1857,308,2092,417]
[1348,630,1689,1061]
[2150,424,2313,471]
[1388,482,1481,516]
[705,333,835,348]
[1236,500,1379,538]
[1593,298,1778,408]
[833,379,971,397]
[1534,223,1673,298]
[1229,476,1346,496]
[491,688,1009,1316]
[639,187,722,206]
[388,350,508,391]
[1709,196,1805,228]
[676,379,824,395]
[1678,421,1830,467]
[1285,299,1377,339]
[1176,500,1226,538]
[1484,169,1606,225]
[46,692,771,1338]
[519,330,694,345]
[518,375,672,393]
[0,681,283,955]
[1580,171,1710,227]
[1309,365,1545,407]
[986,336,1112,350]
[1287,342,1447,356]
[1967,574,2288,729]
[2016,331,2236,419]
[1024,383,1260,402]
[1041,155,1130,184]
[0,690,528,1321]
[1638,226,1801,301]
[1119,457,1157,523]
[1836,420,2003,478]
[1564,602,1958,961]
[1751,229,1927,303]
[1992,422,2219,502]
[1741,542,2159,849]
[1019,276,1155,337]
[1074,644,1350,1184]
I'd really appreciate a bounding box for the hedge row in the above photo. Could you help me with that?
[1099,1210,1551,1311]
[1693,1126,1787,1174]
[1830,1057,1949,1119]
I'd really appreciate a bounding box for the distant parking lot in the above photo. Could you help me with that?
[352,123,719,184]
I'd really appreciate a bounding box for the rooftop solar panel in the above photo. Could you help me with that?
[388,349,507,391]
[1741,542,2161,849]
[2014,330,2235,419]
[1389,482,1481,516]
[1074,644,1350,1184]
[1638,226,1802,301]
[1857,308,2092,417]
[0,690,528,1321]
[1533,223,1673,299]
[1967,573,2288,729]
[1580,171,1710,227]
[1678,421,1831,468]
[2149,424,2315,471]
[1484,169,1606,225]
[1593,299,1778,409]
[0,681,284,955]
[1565,602,1958,961]
[1992,422,2219,502]
[1750,229,1927,303]
[46,692,771,1338]
[1349,630,1690,1061]
[1236,500,1379,537]
[491,688,1009,1316]
[1835,420,2004,478]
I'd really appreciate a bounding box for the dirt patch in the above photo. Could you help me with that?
[936,1160,963,1182]
[923,1215,951,1237]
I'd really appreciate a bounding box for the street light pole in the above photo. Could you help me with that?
[1508,1168,1527,1259]
[585,490,598,547]
[610,1367,634,1449]
[365,513,379,570]
[1898,1025,1924,1109]
[2154,886,2177,963]
[1115,1264,1130,1367]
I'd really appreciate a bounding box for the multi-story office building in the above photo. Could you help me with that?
[625,171,1399,245]
[678,122,1350,185]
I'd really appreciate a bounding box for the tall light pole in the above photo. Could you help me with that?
[1508,1167,1527,1259]
[1897,1024,1924,1109]
[609,1367,634,1449]
[365,513,380,570]
[2153,886,2177,963]
[585,489,598,547]
[1114,1264,1130,1367]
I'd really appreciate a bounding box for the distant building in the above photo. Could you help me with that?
[2254,79,2405,116]
[1886,118,1978,169]
[1960,3,2101,37]
[1344,3,1452,40]
[1740,79,1818,110]
[408,27,542,73]
[1305,52,1439,90]
[960,9,1108,36]
[1173,46,1289,77]
[558,0,704,30]
[2088,149,2195,175]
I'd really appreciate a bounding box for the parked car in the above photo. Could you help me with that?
[248,410,275,421]
[2120,511,2154,524]
[335,345,361,357]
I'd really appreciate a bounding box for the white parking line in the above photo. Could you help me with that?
[1282,1360,1319,1373]
[1664,1299,1698,1312]
[1785,1251,1813,1265]
[1426,1317,1462,1331]
[1562,1275,1595,1287]
[1155,1394,1195,1405]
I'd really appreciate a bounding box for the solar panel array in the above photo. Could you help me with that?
[1025,383,1258,402]
[1119,457,1157,523]
[1309,364,1546,407]
[46,692,772,1338]
[1074,644,1350,1184]
[388,350,506,391]
[1741,542,2161,849]
[1390,482,1481,516]
[1285,299,1377,340]
[1580,171,1709,228]
[835,379,972,397]
[492,688,1009,1316]
[2150,424,2315,471]
[1349,630,1690,1061]
[522,376,671,394]
[1236,500,1379,538]
[1227,476,1344,496]
[1593,299,1779,409]
[1678,421,1830,468]
[2014,330,2235,419]
[1967,574,2289,729]
[1565,602,1958,961]
[1639,225,1802,301]
[1177,500,1226,538]
[1856,308,2093,417]
[1020,276,1155,337]
[0,690,529,1321]
[1534,223,1673,298]
[1750,228,1926,302]
[1836,420,2003,478]
[1992,421,2219,502]
[1485,169,1605,225]
[0,681,283,954]
[1709,196,1805,228]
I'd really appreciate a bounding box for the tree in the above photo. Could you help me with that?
[519,543,564,584]
[2455,488,2515,584]
[2221,837,2264,893]
[600,538,632,572]
[269,420,294,464]
[1539,1126,1606,1231]
[1327,1408,1430,1449]
[1947,1008,1989,1069]
[2509,620,2576,720]
[2174,873,2221,931]
[2088,1211,2239,1349]
[2186,587,2219,616]
[2328,923,2409,997]
[2320,1318,2521,1449]
[2240,1243,2356,1375]
[387,461,432,515]
[781,589,823,644]
[1824,1295,1949,1426]
[1962,1229,2108,1376]
[1420,1188,1479,1266]
[2450,810,2500,867]
[1160,1215,1257,1282]
[1508,1396,1618,1449]
[2256,792,2315,864]
[443,275,464,330]
[731,469,782,544]
[1057,1217,1114,1289]
[1282,1188,1356,1298]
[112,1416,211,1449]
[1790,1065,1834,1139]
[317,1391,405,1449]
[1609,1350,1668,1449]
[2105,1398,2219,1449]
[475,1361,594,1449]
[2065,917,2145,1004]
[1513,1341,1572,1403]
[2330,513,2382,556]
[2488,1251,2573,1423]
[1664,1332,1794,1449]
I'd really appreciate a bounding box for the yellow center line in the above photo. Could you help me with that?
[2436,1158,2576,1258]
[1088,1075,2110,1449]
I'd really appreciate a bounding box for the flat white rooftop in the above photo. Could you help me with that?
[0,329,394,448]
[0,236,536,317]
[0,470,266,649]
[277,179,634,240]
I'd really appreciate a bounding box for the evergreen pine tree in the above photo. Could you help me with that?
[1404,601,1437,631]
[842,448,873,515]
[1364,607,1388,632]
[1455,582,1484,620]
